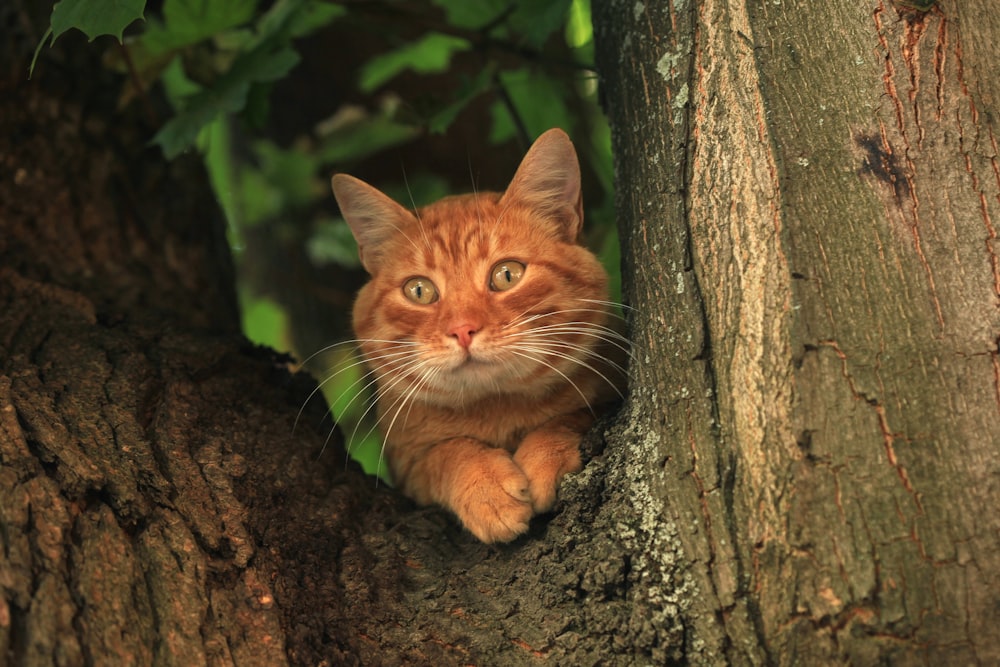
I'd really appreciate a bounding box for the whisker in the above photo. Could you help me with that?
[293,343,420,434]
[370,365,441,483]
[504,306,614,331]
[505,348,598,415]
[502,317,631,348]
[335,355,424,460]
[316,352,424,460]
[508,306,626,328]
[467,153,486,251]
[347,354,430,455]
[293,337,419,373]
[508,314,630,340]
[504,323,632,356]
[401,166,433,254]
[507,343,624,400]
[506,337,629,375]
[573,297,635,312]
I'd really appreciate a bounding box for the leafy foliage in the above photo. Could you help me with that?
[360,33,470,92]
[31,0,146,75]
[50,0,146,42]
[36,0,614,476]
[152,34,300,158]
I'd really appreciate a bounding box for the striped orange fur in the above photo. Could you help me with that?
[331,129,626,543]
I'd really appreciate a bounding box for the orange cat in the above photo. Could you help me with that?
[331,129,626,543]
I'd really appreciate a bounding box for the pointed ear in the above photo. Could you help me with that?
[331,173,416,273]
[500,128,583,242]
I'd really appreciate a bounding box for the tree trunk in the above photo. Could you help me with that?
[593,0,1000,663]
[4,0,999,665]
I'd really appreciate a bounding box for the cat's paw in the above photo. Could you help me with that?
[513,431,583,513]
[451,448,533,543]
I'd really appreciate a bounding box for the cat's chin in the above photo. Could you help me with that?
[418,354,561,406]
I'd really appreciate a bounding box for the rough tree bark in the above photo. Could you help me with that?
[3,0,999,666]
[594,0,1000,664]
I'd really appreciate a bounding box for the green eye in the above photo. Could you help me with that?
[490,260,525,291]
[402,277,438,304]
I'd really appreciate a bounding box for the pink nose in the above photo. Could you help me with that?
[448,323,479,349]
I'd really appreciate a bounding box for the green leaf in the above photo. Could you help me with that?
[490,68,570,141]
[359,33,470,92]
[165,0,257,40]
[240,296,290,352]
[430,0,572,47]
[306,219,361,268]
[142,0,257,54]
[50,0,146,42]
[253,0,313,45]
[316,114,420,164]
[253,140,321,209]
[286,1,347,38]
[508,0,573,48]
[153,44,299,158]
[426,67,495,134]
[152,0,312,158]
[565,0,593,48]
[238,169,285,227]
[429,0,508,30]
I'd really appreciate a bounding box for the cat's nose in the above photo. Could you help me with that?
[448,323,479,349]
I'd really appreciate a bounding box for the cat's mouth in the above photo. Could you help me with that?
[445,346,506,374]
[454,350,489,367]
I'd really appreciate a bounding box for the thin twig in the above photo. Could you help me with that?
[492,71,531,151]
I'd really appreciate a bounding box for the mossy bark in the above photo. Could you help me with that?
[595,0,1000,663]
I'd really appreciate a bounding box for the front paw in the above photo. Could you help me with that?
[450,448,533,543]
[513,432,582,513]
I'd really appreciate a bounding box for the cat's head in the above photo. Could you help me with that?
[331,129,612,406]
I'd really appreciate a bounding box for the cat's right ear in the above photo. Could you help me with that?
[331,174,416,273]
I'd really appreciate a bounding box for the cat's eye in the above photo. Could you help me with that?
[490,260,526,291]
[402,277,438,304]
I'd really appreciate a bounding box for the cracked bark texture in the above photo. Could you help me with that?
[595,0,1000,664]
[4,0,1000,665]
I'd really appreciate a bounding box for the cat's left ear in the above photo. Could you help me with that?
[500,128,584,242]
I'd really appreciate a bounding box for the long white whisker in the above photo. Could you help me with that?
[507,343,624,400]
[503,296,556,329]
[336,354,427,460]
[510,321,630,342]
[347,354,430,454]
[573,297,635,312]
[371,365,440,484]
[294,338,420,371]
[506,337,629,375]
[502,317,631,349]
[507,317,629,338]
[505,308,604,330]
[505,348,598,415]
[506,307,626,331]
[293,343,421,434]
[504,325,632,357]
[318,352,425,460]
